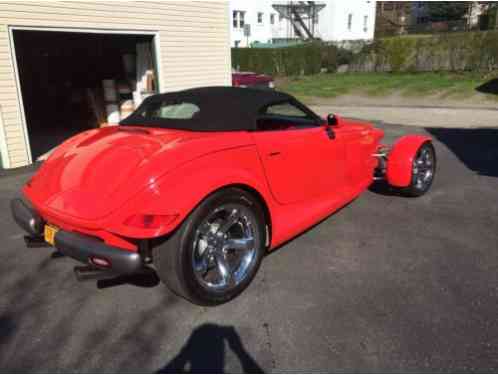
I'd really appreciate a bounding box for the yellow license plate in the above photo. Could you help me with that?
[44,224,59,246]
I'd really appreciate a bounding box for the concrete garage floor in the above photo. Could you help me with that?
[0,123,497,372]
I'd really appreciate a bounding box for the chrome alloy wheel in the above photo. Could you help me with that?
[412,145,435,191]
[192,203,258,292]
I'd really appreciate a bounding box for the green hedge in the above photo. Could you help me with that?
[351,31,498,73]
[231,43,338,76]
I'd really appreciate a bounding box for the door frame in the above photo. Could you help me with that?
[7,25,162,165]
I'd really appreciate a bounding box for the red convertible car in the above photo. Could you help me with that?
[11,87,436,305]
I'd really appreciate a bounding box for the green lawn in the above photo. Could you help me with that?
[277,72,494,100]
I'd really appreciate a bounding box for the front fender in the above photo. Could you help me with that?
[104,146,273,238]
[386,135,432,187]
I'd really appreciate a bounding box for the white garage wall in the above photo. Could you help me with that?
[0,1,231,168]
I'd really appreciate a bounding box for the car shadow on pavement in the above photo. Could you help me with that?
[475,78,498,95]
[156,323,264,374]
[96,268,160,289]
[368,181,405,197]
[426,127,498,178]
[0,315,16,347]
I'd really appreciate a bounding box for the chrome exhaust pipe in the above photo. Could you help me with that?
[73,265,117,282]
[24,235,51,248]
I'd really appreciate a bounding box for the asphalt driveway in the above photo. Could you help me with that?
[1,123,497,372]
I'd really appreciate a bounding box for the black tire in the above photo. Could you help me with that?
[401,141,436,197]
[153,187,267,306]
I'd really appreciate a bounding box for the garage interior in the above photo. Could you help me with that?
[13,30,158,161]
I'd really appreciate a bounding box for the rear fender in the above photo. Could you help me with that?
[386,135,432,187]
[104,147,274,238]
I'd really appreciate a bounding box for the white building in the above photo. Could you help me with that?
[229,0,376,47]
[318,1,376,42]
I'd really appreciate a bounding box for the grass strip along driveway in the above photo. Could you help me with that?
[277,72,496,101]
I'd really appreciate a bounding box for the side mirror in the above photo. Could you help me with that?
[327,113,340,126]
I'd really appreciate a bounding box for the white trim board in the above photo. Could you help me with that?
[8,26,33,165]
[0,106,10,169]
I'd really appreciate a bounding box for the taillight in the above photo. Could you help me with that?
[124,214,177,229]
[89,256,111,268]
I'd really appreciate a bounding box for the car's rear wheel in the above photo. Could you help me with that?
[153,188,266,305]
[401,141,436,197]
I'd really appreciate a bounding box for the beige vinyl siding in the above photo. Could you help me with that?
[0,1,231,168]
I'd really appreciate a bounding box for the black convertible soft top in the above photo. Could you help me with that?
[120,86,320,131]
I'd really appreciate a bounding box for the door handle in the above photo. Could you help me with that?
[268,151,281,157]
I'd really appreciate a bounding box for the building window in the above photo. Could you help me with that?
[314,13,319,24]
[363,15,368,32]
[234,40,240,48]
[270,13,275,25]
[233,10,245,29]
[258,12,263,24]
[279,13,284,22]
[240,11,245,28]
[347,13,353,30]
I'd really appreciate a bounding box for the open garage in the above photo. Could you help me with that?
[13,29,157,160]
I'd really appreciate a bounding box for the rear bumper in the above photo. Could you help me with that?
[54,231,142,274]
[10,198,143,275]
[10,198,45,236]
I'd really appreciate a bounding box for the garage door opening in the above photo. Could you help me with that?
[12,29,159,161]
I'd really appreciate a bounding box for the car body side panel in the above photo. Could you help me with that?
[105,141,370,250]
[101,146,277,240]
[268,177,371,249]
[251,119,383,248]
[386,135,432,187]
[252,126,347,205]
[102,138,376,250]
[335,122,383,187]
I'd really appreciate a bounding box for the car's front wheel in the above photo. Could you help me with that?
[153,188,266,305]
[401,141,436,197]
